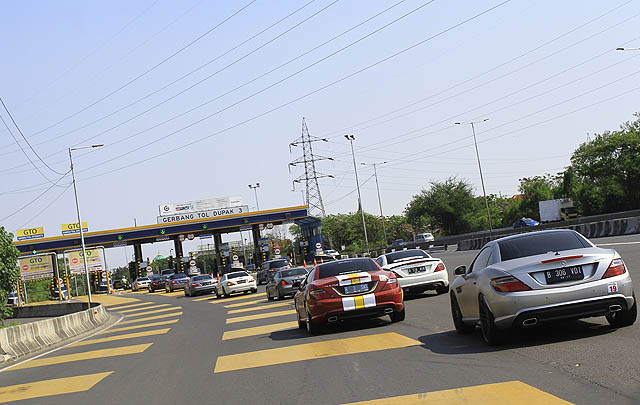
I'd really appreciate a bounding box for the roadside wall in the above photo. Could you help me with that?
[0,303,109,363]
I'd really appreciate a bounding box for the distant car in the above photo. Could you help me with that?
[314,254,336,264]
[416,232,434,242]
[112,280,124,290]
[165,273,189,292]
[450,229,636,346]
[376,249,449,295]
[185,267,201,277]
[294,258,404,334]
[51,284,69,299]
[185,274,217,296]
[132,277,150,291]
[391,239,406,247]
[266,267,308,300]
[97,281,112,294]
[245,263,255,272]
[324,249,340,258]
[216,271,257,298]
[148,275,167,292]
[512,217,540,228]
[257,259,290,285]
[160,269,175,277]
[7,291,22,306]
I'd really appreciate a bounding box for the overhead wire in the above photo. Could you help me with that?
[19,182,73,228]
[0,170,71,222]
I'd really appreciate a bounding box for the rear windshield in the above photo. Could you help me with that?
[384,249,431,264]
[269,259,289,268]
[192,275,212,281]
[317,258,379,279]
[227,271,249,279]
[170,273,188,279]
[137,278,149,281]
[498,231,590,261]
[279,268,307,278]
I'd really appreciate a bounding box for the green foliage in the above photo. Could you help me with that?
[0,227,20,320]
[24,279,52,303]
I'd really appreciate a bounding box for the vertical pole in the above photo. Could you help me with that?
[348,139,369,255]
[16,280,22,306]
[470,122,493,236]
[253,188,260,211]
[372,164,387,244]
[69,148,92,305]
[54,255,63,301]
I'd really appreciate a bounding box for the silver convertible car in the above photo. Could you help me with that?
[450,229,636,345]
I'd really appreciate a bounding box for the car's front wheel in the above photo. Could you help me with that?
[606,293,637,328]
[479,296,506,346]
[451,293,474,334]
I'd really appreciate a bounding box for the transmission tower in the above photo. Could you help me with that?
[289,118,333,218]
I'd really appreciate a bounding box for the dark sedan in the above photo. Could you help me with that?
[184,274,217,296]
[267,267,308,300]
[148,275,168,292]
[165,273,189,292]
[257,259,290,284]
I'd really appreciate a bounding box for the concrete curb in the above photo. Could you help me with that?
[0,303,109,363]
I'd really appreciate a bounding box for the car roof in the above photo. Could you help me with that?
[490,229,581,245]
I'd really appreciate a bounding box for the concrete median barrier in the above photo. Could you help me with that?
[0,303,109,363]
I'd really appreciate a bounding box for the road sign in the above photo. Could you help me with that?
[232,254,239,261]
[61,222,88,235]
[102,271,107,277]
[67,248,103,275]
[189,260,196,267]
[159,196,244,216]
[315,242,322,249]
[146,266,153,274]
[266,223,273,230]
[187,234,195,240]
[156,205,249,224]
[179,234,185,242]
[16,227,45,241]
[274,249,281,255]
[18,254,55,281]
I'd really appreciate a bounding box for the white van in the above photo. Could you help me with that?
[415,232,434,242]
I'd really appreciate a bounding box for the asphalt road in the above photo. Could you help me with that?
[1,233,639,404]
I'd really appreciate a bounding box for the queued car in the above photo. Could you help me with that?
[376,249,449,295]
[165,273,190,292]
[324,249,340,259]
[450,229,636,346]
[51,283,69,299]
[132,277,150,291]
[216,271,257,298]
[257,259,290,284]
[148,275,168,292]
[245,263,256,272]
[266,267,308,300]
[160,269,175,277]
[294,257,405,334]
[7,291,23,306]
[512,217,540,228]
[184,274,217,296]
[97,281,112,294]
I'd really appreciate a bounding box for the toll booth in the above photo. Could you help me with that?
[297,217,324,264]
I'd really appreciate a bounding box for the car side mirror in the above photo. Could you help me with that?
[454,265,467,276]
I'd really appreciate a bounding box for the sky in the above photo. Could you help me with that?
[1,0,639,267]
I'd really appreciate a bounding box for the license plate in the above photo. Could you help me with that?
[408,266,427,274]
[344,283,369,294]
[237,280,246,284]
[544,266,583,284]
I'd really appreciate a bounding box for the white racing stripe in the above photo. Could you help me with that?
[341,293,376,311]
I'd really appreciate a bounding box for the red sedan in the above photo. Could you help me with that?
[294,257,405,334]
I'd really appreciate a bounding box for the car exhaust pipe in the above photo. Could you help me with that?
[327,316,338,323]
[609,304,622,312]
[384,308,394,314]
[522,318,538,327]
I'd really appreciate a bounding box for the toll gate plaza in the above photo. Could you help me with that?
[13,205,322,281]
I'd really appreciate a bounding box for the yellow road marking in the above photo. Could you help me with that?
[344,381,573,404]
[120,312,183,325]
[130,290,148,294]
[228,302,293,314]
[75,294,138,306]
[10,344,153,371]
[0,372,113,403]
[222,321,299,340]
[224,299,268,308]
[97,319,178,335]
[124,307,180,318]
[193,295,217,302]
[211,292,265,304]
[214,332,419,373]
[105,302,149,311]
[226,309,296,324]
[118,304,170,313]
[164,290,185,296]
[70,329,170,347]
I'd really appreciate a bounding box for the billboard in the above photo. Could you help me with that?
[159,196,243,216]
[67,248,104,275]
[157,205,249,224]
[19,254,55,281]
[61,222,88,235]
[16,226,45,241]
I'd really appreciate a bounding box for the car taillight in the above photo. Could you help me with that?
[382,276,398,290]
[434,263,445,272]
[249,278,255,282]
[280,280,288,286]
[309,286,330,299]
[227,281,234,286]
[603,258,627,279]
[192,283,199,287]
[490,276,531,292]
[284,266,290,269]
[153,283,158,286]
[172,281,176,284]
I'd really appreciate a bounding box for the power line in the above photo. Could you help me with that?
[0,170,71,222]
[19,182,73,228]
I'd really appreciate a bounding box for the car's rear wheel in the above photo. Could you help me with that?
[479,296,506,346]
[277,290,284,300]
[305,307,320,334]
[390,307,405,323]
[435,284,449,295]
[267,290,274,301]
[606,293,637,328]
[296,305,305,329]
[450,293,474,334]
[216,289,221,299]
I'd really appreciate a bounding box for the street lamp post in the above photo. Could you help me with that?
[455,120,493,237]
[69,144,104,306]
[248,183,260,211]
[345,134,369,255]
[616,47,640,51]
[361,161,388,244]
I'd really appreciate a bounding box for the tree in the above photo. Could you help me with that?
[0,227,20,321]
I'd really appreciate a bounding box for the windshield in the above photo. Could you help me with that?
[170,273,188,279]
[384,249,431,264]
[279,268,307,278]
[316,258,379,279]
[498,231,590,261]
[137,278,149,282]
[269,259,289,268]
[227,271,249,279]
